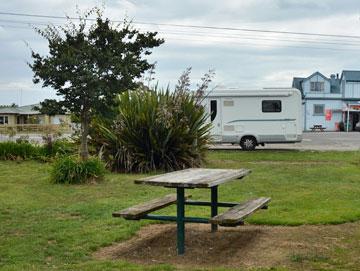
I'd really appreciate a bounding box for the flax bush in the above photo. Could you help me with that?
[93,69,213,172]
[51,156,106,184]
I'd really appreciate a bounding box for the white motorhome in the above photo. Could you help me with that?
[203,88,302,150]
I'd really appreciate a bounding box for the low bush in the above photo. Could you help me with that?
[0,141,42,160]
[0,139,76,161]
[43,137,77,157]
[51,156,106,184]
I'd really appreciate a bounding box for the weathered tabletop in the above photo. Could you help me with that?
[135,168,251,188]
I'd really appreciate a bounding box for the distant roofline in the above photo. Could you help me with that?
[340,70,360,82]
[303,71,330,82]
[206,88,301,97]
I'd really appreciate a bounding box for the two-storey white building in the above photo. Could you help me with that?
[292,70,360,131]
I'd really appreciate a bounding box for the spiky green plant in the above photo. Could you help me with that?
[51,156,106,184]
[94,87,211,172]
[91,68,214,172]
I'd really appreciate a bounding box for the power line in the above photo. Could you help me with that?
[1,10,360,40]
[158,30,360,48]
[1,12,360,52]
[2,17,360,48]
[165,37,360,52]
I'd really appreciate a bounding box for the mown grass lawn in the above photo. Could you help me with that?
[0,150,360,270]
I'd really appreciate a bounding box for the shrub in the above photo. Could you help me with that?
[339,121,345,131]
[51,156,106,184]
[0,139,76,161]
[43,137,76,157]
[0,142,42,160]
[16,135,30,144]
[93,88,211,172]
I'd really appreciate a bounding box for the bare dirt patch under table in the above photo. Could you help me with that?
[94,222,360,270]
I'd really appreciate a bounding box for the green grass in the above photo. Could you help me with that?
[0,150,360,270]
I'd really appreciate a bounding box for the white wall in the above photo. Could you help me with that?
[304,100,343,131]
[344,82,360,98]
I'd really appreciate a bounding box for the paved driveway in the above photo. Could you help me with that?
[210,132,360,151]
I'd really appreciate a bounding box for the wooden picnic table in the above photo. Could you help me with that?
[113,168,270,255]
[310,124,326,132]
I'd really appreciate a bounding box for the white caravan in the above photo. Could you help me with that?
[203,88,302,150]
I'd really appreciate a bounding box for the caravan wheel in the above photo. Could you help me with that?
[240,136,257,151]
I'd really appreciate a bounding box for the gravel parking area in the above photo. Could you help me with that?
[210,132,360,151]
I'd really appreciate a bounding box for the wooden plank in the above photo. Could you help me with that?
[201,169,250,188]
[210,197,271,225]
[112,194,191,220]
[136,168,223,186]
[134,168,251,188]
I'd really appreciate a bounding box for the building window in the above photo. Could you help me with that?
[0,116,9,125]
[313,104,325,115]
[310,82,324,92]
[210,100,217,121]
[262,100,282,113]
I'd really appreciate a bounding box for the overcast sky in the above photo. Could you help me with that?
[1,0,360,105]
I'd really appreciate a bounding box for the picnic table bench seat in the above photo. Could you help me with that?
[209,197,271,226]
[112,193,191,220]
[310,125,326,132]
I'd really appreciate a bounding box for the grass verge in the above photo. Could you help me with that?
[0,150,359,270]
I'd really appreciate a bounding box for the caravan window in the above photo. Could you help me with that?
[210,100,217,121]
[262,100,282,113]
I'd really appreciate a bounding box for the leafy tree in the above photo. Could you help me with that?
[33,99,66,116]
[29,7,164,160]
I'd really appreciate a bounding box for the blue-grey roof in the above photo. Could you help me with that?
[341,70,360,82]
[292,77,304,90]
[0,104,40,115]
[292,77,305,96]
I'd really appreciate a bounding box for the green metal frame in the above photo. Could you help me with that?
[142,214,209,223]
[139,186,238,255]
[177,187,185,255]
[211,186,218,232]
[185,200,238,207]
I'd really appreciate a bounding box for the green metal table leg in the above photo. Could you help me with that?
[177,187,185,255]
[211,185,218,232]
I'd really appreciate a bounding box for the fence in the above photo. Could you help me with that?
[0,124,73,135]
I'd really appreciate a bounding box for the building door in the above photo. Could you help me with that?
[209,99,222,141]
[353,112,360,131]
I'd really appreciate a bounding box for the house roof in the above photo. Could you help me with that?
[292,77,305,91]
[341,70,360,82]
[291,77,305,97]
[0,104,40,115]
[304,71,330,82]
[292,71,341,94]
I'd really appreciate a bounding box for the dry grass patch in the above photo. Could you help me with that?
[94,222,360,270]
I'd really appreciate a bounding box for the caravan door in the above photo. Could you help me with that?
[209,98,222,142]
[285,120,298,141]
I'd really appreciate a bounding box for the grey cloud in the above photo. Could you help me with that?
[1,0,360,105]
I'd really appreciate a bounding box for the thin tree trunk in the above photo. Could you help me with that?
[80,115,89,160]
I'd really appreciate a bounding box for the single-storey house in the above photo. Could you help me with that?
[0,104,71,134]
